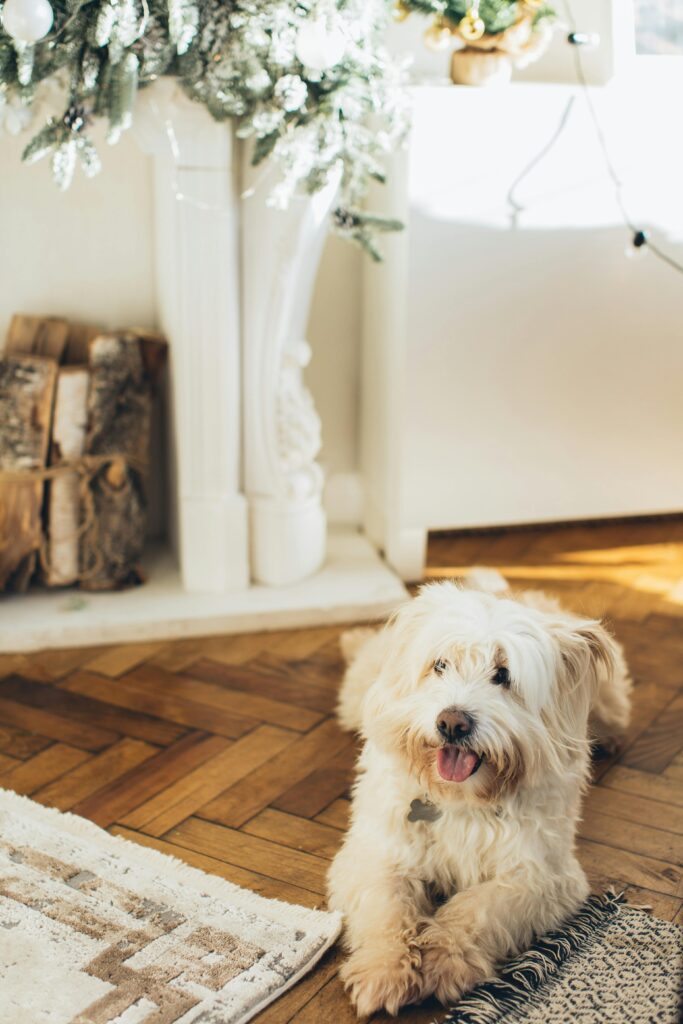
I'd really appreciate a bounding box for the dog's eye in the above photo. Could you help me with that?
[492,666,511,687]
[433,659,449,675]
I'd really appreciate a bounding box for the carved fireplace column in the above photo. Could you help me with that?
[137,81,338,591]
[135,80,249,593]
[241,158,341,586]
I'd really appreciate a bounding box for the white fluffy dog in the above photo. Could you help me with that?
[328,570,631,1017]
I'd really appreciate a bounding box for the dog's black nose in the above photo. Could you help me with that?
[436,709,474,743]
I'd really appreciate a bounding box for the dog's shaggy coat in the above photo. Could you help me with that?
[327,571,631,1017]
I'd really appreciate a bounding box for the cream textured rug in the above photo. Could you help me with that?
[445,891,683,1024]
[0,788,342,1024]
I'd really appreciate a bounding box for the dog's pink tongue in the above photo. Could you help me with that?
[437,746,479,782]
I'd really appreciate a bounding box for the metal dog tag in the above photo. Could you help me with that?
[407,798,442,823]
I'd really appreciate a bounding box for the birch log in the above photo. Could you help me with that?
[80,331,165,590]
[45,367,89,586]
[0,356,57,590]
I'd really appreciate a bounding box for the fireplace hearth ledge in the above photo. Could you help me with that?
[0,528,408,653]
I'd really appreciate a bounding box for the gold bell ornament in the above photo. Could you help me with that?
[458,4,486,43]
[424,16,453,51]
[392,0,411,22]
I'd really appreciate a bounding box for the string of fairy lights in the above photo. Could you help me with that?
[560,0,683,276]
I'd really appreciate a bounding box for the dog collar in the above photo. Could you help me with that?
[407,797,442,823]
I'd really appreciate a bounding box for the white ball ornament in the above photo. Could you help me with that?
[2,0,54,44]
[295,18,346,72]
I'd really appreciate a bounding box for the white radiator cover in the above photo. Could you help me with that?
[363,83,683,580]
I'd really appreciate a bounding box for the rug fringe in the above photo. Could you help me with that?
[443,890,626,1024]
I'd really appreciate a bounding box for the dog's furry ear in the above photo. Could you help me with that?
[553,618,618,693]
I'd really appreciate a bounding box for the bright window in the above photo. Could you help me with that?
[634,1,683,55]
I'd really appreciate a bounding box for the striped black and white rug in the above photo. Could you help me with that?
[445,891,683,1024]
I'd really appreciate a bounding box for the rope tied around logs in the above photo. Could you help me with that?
[0,454,149,584]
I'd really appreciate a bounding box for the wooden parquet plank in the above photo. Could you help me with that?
[72,732,228,828]
[23,645,114,680]
[126,662,323,733]
[590,680,681,782]
[243,809,343,860]
[0,695,118,751]
[0,674,184,747]
[273,744,357,818]
[664,752,683,782]
[599,764,683,808]
[0,725,51,760]
[0,743,89,795]
[61,669,259,738]
[83,641,166,677]
[110,826,323,909]
[621,692,683,773]
[165,817,329,894]
[0,654,30,677]
[148,638,214,674]
[34,737,157,811]
[0,655,54,684]
[189,657,336,716]
[287,974,359,1024]
[577,838,682,897]
[584,784,683,835]
[315,798,351,831]
[190,632,285,669]
[269,627,342,661]
[124,725,294,836]
[290,643,348,693]
[197,719,352,829]
[578,807,682,865]
[0,752,19,773]
[611,620,683,691]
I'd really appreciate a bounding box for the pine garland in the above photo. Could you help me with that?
[0,0,409,255]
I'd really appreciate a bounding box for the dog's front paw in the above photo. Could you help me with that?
[417,926,491,1005]
[341,944,423,1017]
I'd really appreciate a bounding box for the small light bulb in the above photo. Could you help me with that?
[625,231,649,260]
[567,31,601,48]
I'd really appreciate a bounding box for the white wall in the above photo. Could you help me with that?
[0,126,155,336]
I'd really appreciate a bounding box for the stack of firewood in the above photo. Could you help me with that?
[0,315,166,593]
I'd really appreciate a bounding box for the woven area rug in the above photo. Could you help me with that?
[446,891,683,1024]
[0,788,342,1024]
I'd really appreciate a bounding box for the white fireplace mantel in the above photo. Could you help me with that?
[0,82,407,653]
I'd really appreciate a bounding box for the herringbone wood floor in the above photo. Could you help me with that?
[2,518,683,1023]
